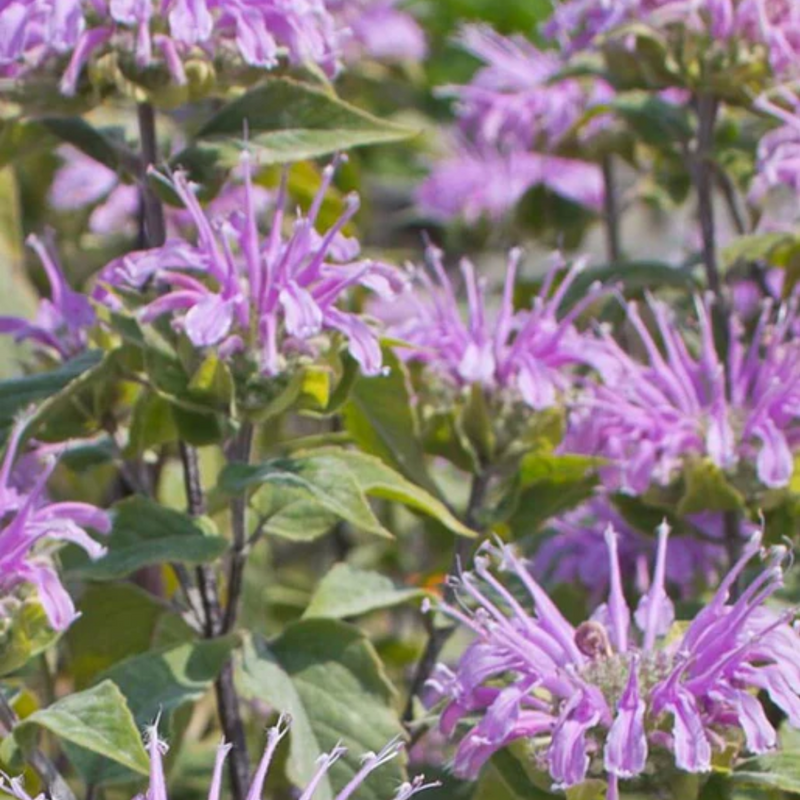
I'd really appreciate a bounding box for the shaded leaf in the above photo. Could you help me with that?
[239,622,405,800]
[71,496,228,580]
[734,752,800,793]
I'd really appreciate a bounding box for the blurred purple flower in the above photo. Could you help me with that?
[0,418,110,632]
[416,143,605,222]
[442,25,613,151]
[101,155,403,376]
[0,234,95,360]
[386,246,602,410]
[49,145,272,239]
[1,0,344,95]
[428,526,800,794]
[330,0,427,63]
[564,295,800,493]
[132,715,435,800]
[532,495,755,605]
[751,93,800,201]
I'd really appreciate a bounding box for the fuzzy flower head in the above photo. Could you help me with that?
[751,91,800,202]
[442,25,614,152]
[389,246,602,414]
[532,495,757,605]
[102,154,403,379]
[565,294,800,495]
[328,0,427,64]
[0,234,95,361]
[0,417,111,632]
[0,0,344,99]
[428,526,800,796]
[137,715,436,800]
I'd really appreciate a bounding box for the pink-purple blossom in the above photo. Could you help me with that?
[0,0,344,95]
[0,234,95,360]
[0,418,111,632]
[427,526,800,795]
[564,295,800,493]
[751,93,800,201]
[387,247,602,410]
[100,155,404,377]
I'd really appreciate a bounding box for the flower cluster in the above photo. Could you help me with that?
[532,496,747,604]
[417,25,608,223]
[751,92,800,202]
[388,246,601,411]
[564,295,800,494]
[101,155,404,377]
[0,418,110,632]
[0,234,95,361]
[0,0,344,96]
[427,527,800,796]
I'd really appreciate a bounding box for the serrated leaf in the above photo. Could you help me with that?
[71,496,228,580]
[16,681,149,776]
[239,622,405,800]
[303,563,425,620]
[173,77,414,174]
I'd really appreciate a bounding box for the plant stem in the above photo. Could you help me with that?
[0,693,77,800]
[136,102,166,248]
[222,422,254,635]
[137,103,249,800]
[402,470,489,724]
[601,154,622,263]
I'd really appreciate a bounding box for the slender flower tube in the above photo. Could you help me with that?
[0,234,95,360]
[121,716,435,800]
[100,155,404,377]
[0,418,111,631]
[387,246,603,411]
[564,294,800,493]
[427,525,800,792]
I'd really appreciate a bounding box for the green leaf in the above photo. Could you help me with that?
[607,91,692,147]
[473,750,555,800]
[239,622,405,800]
[65,583,194,689]
[343,348,439,495]
[174,77,415,174]
[509,453,599,533]
[678,459,744,516]
[734,752,800,793]
[0,601,59,677]
[71,496,228,580]
[249,482,341,541]
[0,350,103,436]
[220,455,392,538]
[303,563,425,620]
[305,448,474,537]
[126,391,179,455]
[16,681,149,776]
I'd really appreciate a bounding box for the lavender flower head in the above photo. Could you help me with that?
[0,0,344,97]
[127,715,436,800]
[751,92,800,201]
[0,234,95,361]
[102,154,404,378]
[427,526,800,796]
[564,295,800,494]
[0,418,111,632]
[417,26,608,222]
[389,247,601,411]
